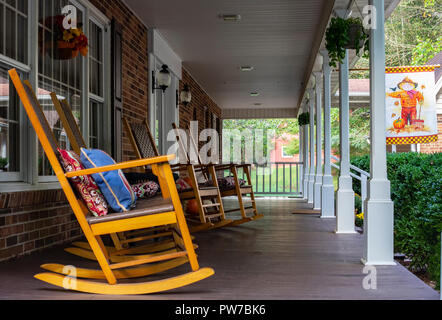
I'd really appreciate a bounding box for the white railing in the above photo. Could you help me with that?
[330,155,370,203]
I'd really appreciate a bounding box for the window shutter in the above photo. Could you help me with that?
[111,19,123,161]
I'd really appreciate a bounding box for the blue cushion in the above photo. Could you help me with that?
[80,148,137,213]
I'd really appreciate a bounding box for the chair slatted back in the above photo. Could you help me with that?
[171,122,192,165]
[50,93,86,154]
[172,123,211,183]
[186,124,205,165]
[126,119,160,159]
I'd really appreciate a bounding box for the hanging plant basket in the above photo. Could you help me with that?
[343,23,366,49]
[325,17,369,67]
[46,40,80,60]
[298,112,310,126]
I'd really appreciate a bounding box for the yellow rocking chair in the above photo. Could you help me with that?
[9,68,214,295]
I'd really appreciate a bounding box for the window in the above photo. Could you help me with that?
[281,146,293,158]
[0,0,29,182]
[89,100,102,148]
[89,19,104,149]
[89,20,103,97]
[37,0,83,177]
[0,65,21,178]
[0,0,110,187]
[0,0,28,64]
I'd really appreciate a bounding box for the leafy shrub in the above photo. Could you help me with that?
[350,152,442,288]
[0,157,7,169]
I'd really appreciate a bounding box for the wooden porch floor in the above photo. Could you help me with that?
[0,198,438,300]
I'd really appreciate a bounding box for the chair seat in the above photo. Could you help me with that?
[87,196,174,225]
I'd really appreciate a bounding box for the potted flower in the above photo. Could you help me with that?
[298,112,310,126]
[39,15,88,60]
[325,17,369,67]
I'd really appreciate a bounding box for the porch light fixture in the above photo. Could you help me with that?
[240,66,254,72]
[219,14,241,22]
[180,84,192,106]
[152,64,171,93]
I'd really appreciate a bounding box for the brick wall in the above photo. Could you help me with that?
[89,0,150,161]
[420,113,442,153]
[179,68,222,151]
[0,190,79,262]
[0,0,149,262]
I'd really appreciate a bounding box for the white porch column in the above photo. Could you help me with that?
[302,103,310,200]
[320,50,335,218]
[313,72,323,210]
[299,124,304,196]
[308,89,315,204]
[335,49,355,234]
[363,0,395,265]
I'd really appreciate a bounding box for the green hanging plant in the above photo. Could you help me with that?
[325,17,369,68]
[298,112,310,126]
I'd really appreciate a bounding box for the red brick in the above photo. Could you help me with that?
[0,245,23,260]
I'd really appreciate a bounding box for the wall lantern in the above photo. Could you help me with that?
[180,84,192,106]
[152,64,171,93]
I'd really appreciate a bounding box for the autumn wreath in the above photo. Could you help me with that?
[39,15,88,60]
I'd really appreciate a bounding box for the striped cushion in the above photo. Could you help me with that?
[80,148,136,213]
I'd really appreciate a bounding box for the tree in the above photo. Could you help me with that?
[222,119,300,162]
[351,0,442,78]
[331,107,371,157]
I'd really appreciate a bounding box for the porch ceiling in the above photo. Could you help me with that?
[123,0,332,111]
[124,0,399,115]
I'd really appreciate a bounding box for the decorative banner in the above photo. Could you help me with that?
[385,65,439,145]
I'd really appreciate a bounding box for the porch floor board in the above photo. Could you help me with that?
[0,199,438,300]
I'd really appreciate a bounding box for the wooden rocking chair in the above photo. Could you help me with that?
[123,118,232,232]
[9,68,214,295]
[50,93,194,263]
[174,123,263,226]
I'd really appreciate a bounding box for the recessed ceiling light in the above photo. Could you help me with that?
[219,14,241,21]
[239,66,254,72]
[254,103,262,106]
[250,92,259,97]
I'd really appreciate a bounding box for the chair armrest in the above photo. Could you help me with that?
[65,155,175,178]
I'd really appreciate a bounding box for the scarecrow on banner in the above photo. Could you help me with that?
[386,77,424,126]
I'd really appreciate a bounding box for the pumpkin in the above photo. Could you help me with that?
[183,177,193,187]
[184,199,199,215]
[393,118,405,129]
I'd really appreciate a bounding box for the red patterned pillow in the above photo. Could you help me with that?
[58,148,108,217]
[131,181,159,198]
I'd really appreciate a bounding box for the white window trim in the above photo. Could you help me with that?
[281,145,293,159]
